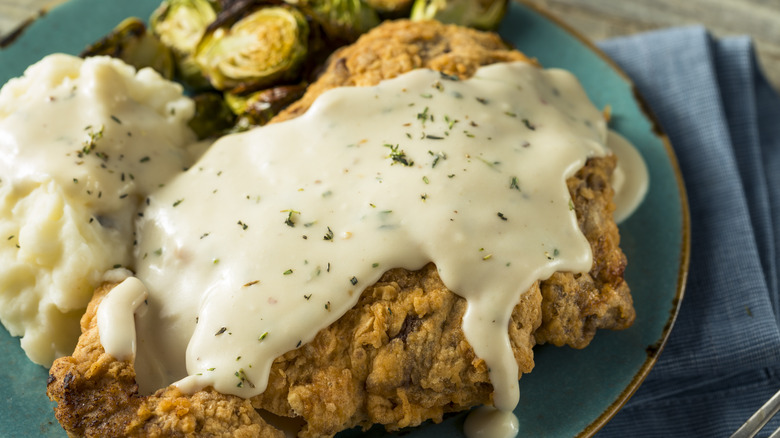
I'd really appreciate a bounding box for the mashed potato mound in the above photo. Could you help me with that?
[0,54,198,366]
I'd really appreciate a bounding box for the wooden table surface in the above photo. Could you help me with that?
[1,0,779,91]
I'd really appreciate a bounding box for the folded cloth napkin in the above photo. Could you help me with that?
[595,27,780,437]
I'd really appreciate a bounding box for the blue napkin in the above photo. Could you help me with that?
[595,27,780,437]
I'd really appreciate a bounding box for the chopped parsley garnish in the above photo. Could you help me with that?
[383,143,414,166]
[510,176,521,191]
[323,226,334,241]
[80,125,104,156]
[429,150,447,168]
[282,209,300,227]
[235,369,254,388]
[439,72,459,81]
[444,115,458,130]
[417,106,430,125]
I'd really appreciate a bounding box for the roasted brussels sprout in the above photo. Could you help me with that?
[362,0,413,16]
[80,18,175,79]
[150,0,219,89]
[225,83,307,126]
[409,0,508,30]
[188,92,237,139]
[194,6,309,93]
[292,0,381,42]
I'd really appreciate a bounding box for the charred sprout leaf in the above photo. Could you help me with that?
[150,0,219,89]
[80,18,175,79]
[362,0,413,15]
[225,83,307,126]
[409,0,508,30]
[188,92,237,139]
[291,0,380,42]
[194,6,309,93]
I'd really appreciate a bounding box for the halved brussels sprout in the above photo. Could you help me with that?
[362,0,413,16]
[80,17,175,79]
[194,6,309,93]
[225,83,307,126]
[150,0,219,89]
[409,0,508,30]
[292,0,380,42]
[188,92,237,139]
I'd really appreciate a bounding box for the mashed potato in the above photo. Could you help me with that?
[0,54,198,366]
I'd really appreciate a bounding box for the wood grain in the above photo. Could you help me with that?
[0,0,779,91]
[0,0,58,40]
[524,0,780,91]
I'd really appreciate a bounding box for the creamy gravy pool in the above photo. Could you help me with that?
[95,61,646,432]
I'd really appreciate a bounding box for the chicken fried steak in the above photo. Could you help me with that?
[47,19,634,438]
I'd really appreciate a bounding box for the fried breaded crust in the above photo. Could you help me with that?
[47,19,634,438]
[46,283,284,438]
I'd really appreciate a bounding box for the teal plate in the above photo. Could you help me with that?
[0,1,689,437]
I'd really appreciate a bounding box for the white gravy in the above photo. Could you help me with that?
[96,276,148,361]
[132,61,610,418]
[464,406,520,438]
[609,130,649,223]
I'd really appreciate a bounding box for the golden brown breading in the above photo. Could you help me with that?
[47,19,634,438]
[47,283,284,438]
[536,153,635,348]
[252,265,542,437]
[272,19,534,123]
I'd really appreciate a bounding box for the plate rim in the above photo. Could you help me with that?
[514,1,691,436]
